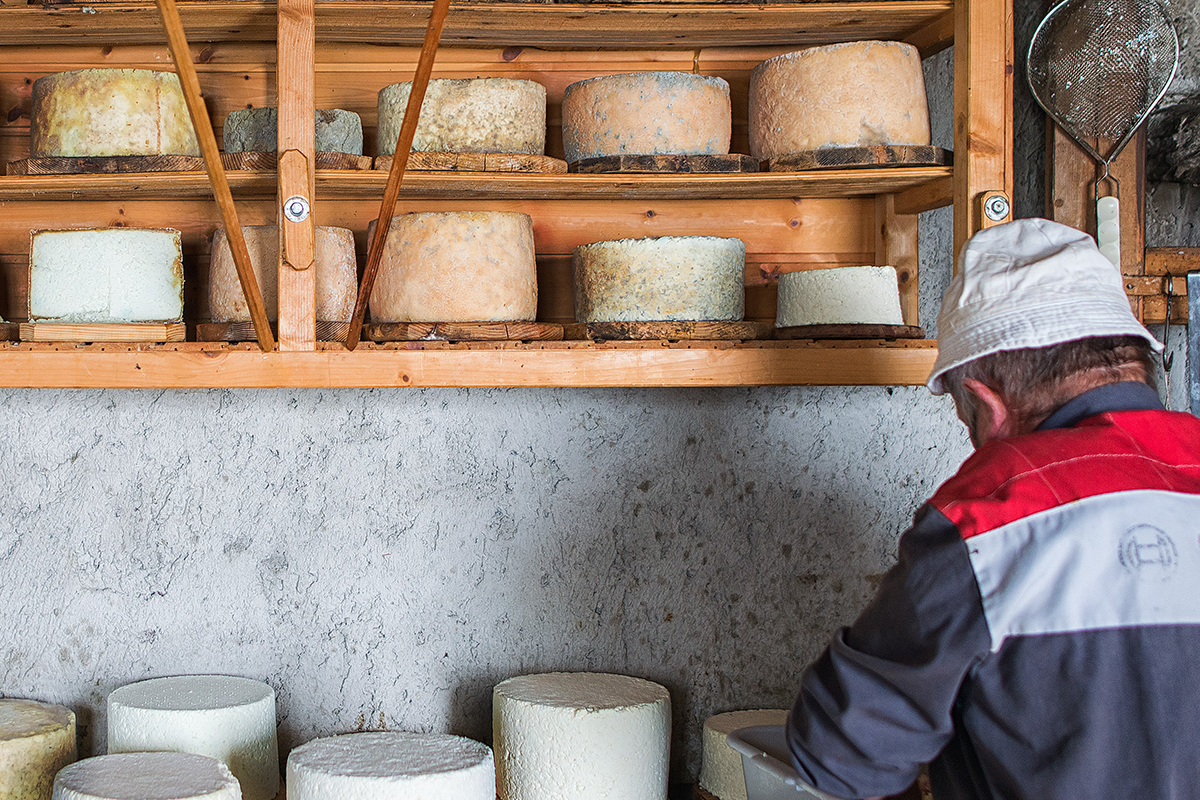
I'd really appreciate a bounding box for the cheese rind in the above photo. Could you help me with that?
[562,72,731,163]
[209,225,358,322]
[52,753,240,800]
[377,79,546,155]
[699,710,789,800]
[286,732,495,800]
[223,108,364,155]
[493,672,671,800]
[107,675,278,800]
[31,69,200,158]
[29,228,184,323]
[775,266,904,327]
[368,211,538,323]
[0,700,77,800]
[748,41,931,160]
[573,236,745,322]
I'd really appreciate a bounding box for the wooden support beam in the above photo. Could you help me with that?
[876,194,920,326]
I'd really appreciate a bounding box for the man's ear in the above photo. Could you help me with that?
[961,378,1016,446]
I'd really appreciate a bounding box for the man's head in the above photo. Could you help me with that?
[927,219,1163,447]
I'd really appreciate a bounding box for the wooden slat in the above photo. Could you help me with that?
[903,9,955,58]
[876,194,920,326]
[1145,247,1200,276]
[893,175,953,215]
[19,322,186,342]
[375,153,567,173]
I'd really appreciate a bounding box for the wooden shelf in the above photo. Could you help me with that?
[0,340,938,388]
[0,1,955,51]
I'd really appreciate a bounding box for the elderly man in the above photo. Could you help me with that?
[785,218,1200,799]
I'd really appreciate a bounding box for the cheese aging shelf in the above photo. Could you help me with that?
[0,0,1013,388]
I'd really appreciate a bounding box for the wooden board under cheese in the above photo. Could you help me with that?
[377,78,547,156]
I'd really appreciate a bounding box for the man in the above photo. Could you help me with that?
[785,218,1200,799]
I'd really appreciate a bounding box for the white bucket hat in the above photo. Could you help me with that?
[927,218,1162,394]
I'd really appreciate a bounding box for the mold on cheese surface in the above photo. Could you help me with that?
[30,69,200,158]
[52,753,240,800]
[775,265,904,327]
[377,78,546,155]
[0,699,77,800]
[368,211,538,323]
[107,675,278,800]
[210,226,358,323]
[493,672,671,800]
[223,108,364,155]
[573,236,745,323]
[699,710,788,800]
[749,41,931,160]
[286,731,495,800]
[561,72,731,163]
[29,228,184,323]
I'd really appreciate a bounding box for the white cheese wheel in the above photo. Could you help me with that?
[493,672,670,800]
[377,79,546,155]
[775,266,904,327]
[573,236,745,323]
[29,228,184,323]
[52,753,240,800]
[209,225,358,322]
[699,710,789,800]
[286,732,494,800]
[749,41,931,160]
[367,211,537,323]
[222,108,364,155]
[30,69,200,158]
[107,675,278,800]
[562,72,731,163]
[0,700,76,800]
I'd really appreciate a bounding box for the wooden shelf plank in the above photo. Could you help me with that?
[0,341,938,388]
[0,1,953,48]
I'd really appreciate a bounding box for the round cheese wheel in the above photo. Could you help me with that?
[223,108,364,155]
[107,675,278,800]
[573,236,745,323]
[775,266,904,327]
[749,41,931,160]
[52,753,240,800]
[0,699,76,800]
[368,211,537,323]
[562,72,731,163]
[30,69,200,158]
[493,672,670,800]
[699,710,788,800]
[377,78,546,155]
[209,225,358,322]
[286,732,494,800]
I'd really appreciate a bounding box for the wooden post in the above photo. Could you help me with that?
[876,194,920,326]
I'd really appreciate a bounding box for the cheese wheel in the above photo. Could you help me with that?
[367,211,537,323]
[775,266,904,327]
[749,41,931,160]
[573,236,745,323]
[377,79,546,155]
[561,72,731,163]
[209,226,358,322]
[699,710,789,800]
[493,672,670,800]
[29,228,184,323]
[30,69,200,158]
[222,108,364,155]
[52,753,240,800]
[107,675,278,800]
[0,700,76,800]
[286,732,494,800]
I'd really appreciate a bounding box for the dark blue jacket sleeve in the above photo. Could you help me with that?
[785,505,992,799]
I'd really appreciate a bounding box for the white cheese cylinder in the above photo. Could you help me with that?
[377,78,546,155]
[30,69,200,158]
[775,266,904,327]
[107,675,278,800]
[749,41,931,160]
[209,225,358,322]
[222,108,364,155]
[573,236,745,323]
[368,211,538,323]
[52,753,240,800]
[29,228,184,323]
[699,710,789,800]
[0,700,76,800]
[493,672,671,800]
[286,732,494,800]
[562,72,731,163]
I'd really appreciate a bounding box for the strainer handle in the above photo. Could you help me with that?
[1097,195,1120,267]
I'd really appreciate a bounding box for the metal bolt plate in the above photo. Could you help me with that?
[283,195,310,223]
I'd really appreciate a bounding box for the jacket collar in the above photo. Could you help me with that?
[1036,381,1164,431]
